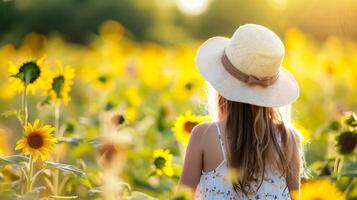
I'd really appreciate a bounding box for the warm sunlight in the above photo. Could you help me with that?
[176,0,209,15]
[268,0,288,10]
[1,0,356,199]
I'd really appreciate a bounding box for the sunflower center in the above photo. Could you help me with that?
[27,132,44,149]
[154,156,166,169]
[185,82,193,90]
[338,131,357,154]
[52,75,65,98]
[98,75,108,83]
[14,62,41,85]
[184,121,198,133]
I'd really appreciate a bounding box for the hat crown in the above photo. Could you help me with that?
[225,24,285,78]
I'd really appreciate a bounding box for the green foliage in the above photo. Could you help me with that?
[44,162,85,177]
[0,0,156,44]
[0,155,28,167]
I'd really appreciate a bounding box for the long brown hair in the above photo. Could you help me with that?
[217,94,295,195]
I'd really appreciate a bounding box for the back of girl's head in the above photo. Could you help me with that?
[216,94,297,195]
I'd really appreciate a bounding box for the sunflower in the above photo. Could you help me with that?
[336,131,357,155]
[172,111,208,144]
[152,149,174,177]
[292,179,346,200]
[47,62,75,105]
[94,74,114,90]
[345,112,357,127]
[8,56,49,94]
[99,20,125,42]
[15,119,57,162]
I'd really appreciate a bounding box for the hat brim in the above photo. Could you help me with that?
[196,36,299,107]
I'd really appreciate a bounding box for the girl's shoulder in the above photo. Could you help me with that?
[189,122,220,148]
[191,121,220,138]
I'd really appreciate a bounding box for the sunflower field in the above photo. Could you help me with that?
[0,18,356,200]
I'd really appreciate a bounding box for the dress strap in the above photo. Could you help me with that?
[215,122,227,161]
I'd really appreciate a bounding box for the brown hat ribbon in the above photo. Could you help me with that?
[221,52,279,87]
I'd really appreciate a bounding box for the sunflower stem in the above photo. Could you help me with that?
[31,168,44,185]
[343,177,356,196]
[333,156,339,174]
[58,175,70,195]
[53,169,59,195]
[22,85,28,126]
[336,156,344,180]
[53,103,61,196]
[27,154,34,192]
[54,103,61,137]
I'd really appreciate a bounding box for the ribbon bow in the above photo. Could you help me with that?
[221,52,279,87]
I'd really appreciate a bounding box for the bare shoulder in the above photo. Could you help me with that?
[191,122,217,137]
[189,122,217,152]
[188,122,214,142]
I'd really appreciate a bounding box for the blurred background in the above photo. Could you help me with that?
[2,0,357,44]
[0,0,356,199]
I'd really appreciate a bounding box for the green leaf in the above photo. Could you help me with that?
[328,120,341,131]
[341,169,357,178]
[345,112,357,127]
[1,110,23,125]
[1,110,20,118]
[0,155,29,167]
[40,96,51,106]
[49,196,78,199]
[78,176,92,188]
[87,138,100,146]
[0,190,18,200]
[19,190,40,200]
[44,161,85,177]
[57,137,82,145]
[88,188,102,196]
[341,162,357,177]
[124,191,157,200]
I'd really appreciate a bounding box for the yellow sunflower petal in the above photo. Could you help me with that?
[156,169,163,176]
[163,167,174,177]
[26,122,33,133]
[37,55,46,65]
[33,119,40,130]
[39,152,48,161]
[43,127,56,135]
[15,139,26,150]
[32,153,39,162]
[172,111,208,144]
[23,148,31,155]
[46,146,55,153]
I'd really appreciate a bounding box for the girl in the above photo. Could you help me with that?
[179,24,303,200]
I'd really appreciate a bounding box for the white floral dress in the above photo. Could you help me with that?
[195,122,291,200]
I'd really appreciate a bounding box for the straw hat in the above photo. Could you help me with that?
[196,24,299,107]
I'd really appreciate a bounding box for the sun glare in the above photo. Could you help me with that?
[176,0,209,15]
[268,0,288,10]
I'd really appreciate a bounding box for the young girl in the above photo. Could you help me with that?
[179,24,303,199]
